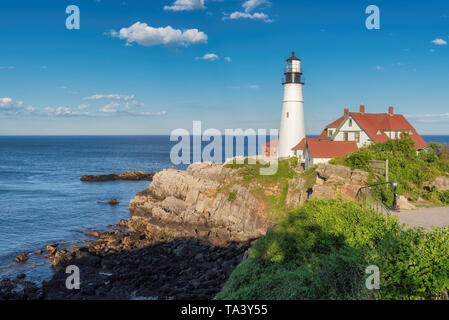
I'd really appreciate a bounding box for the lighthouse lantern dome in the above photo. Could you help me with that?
[286,51,301,73]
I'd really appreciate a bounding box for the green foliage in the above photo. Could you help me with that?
[227,192,237,202]
[224,158,297,184]
[336,136,449,205]
[289,157,299,168]
[217,199,449,300]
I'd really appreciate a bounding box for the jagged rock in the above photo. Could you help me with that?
[432,176,449,191]
[129,162,270,245]
[52,250,73,269]
[80,171,155,182]
[118,219,128,228]
[14,253,29,263]
[311,185,337,199]
[33,250,43,255]
[285,177,308,208]
[397,196,417,210]
[85,230,100,238]
[46,244,58,255]
[312,164,367,201]
[316,164,351,181]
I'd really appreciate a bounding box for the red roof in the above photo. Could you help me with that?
[263,139,278,147]
[306,140,358,159]
[321,111,427,149]
[292,137,317,150]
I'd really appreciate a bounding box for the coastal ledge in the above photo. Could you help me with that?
[80,171,155,182]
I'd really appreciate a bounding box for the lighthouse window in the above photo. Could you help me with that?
[286,112,289,118]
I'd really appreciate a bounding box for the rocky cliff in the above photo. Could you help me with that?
[128,162,371,246]
[129,162,271,245]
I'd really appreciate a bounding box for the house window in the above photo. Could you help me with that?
[395,131,399,139]
[328,130,333,136]
[349,119,353,127]
[344,132,349,141]
[355,131,360,143]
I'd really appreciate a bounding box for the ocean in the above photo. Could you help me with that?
[0,135,448,282]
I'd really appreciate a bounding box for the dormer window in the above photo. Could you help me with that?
[377,130,382,135]
[349,119,353,127]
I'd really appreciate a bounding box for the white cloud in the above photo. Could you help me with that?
[84,94,135,101]
[100,102,121,113]
[0,66,15,70]
[78,104,89,110]
[226,11,271,22]
[164,0,206,11]
[225,0,272,22]
[375,66,385,70]
[0,97,23,109]
[110,22,207,47]
[242,0,268,13]
[432,38,447,45]
[196,53,219,61]
[405,112,449,123]
[224,57,231,62]
[249,84,259,89]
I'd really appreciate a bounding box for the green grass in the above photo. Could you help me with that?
[224,158,297,184]
[217,198,449,300]
[227,192,237,202]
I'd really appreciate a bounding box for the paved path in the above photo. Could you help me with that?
[391,207,449,230]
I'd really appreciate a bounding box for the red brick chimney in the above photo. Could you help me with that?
[360,105,365,114]
[344,108,349,116]
[388,106,394,115]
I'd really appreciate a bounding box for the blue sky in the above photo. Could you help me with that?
[0,0,448,135]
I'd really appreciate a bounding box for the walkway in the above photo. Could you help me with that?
[391,206,449,230]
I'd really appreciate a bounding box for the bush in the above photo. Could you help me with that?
[217,199,449,300]
[334,136,449,205]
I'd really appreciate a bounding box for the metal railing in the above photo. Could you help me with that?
[357,181,400,216]
[357,186,391,216]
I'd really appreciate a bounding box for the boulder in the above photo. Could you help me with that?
[84,230,100,238]
[14,253,29,263]
[52,250,73,269]
[46,244,58,255]
[316,164,351,181]
[109,198,120,206]
[397,196,416,210]
[432,176,449,191]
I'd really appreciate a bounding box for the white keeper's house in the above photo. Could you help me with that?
[263,52,428,167]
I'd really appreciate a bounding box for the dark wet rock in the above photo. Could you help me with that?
[109,199,120,206]
[80,171,155,182]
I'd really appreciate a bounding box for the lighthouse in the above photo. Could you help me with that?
[278,51,306,158]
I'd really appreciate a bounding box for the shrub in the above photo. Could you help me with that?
[217,199,449,300]
[227,192,237,202]
[334,137,449,205]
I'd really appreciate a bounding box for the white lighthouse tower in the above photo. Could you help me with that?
[278,51,306,158]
